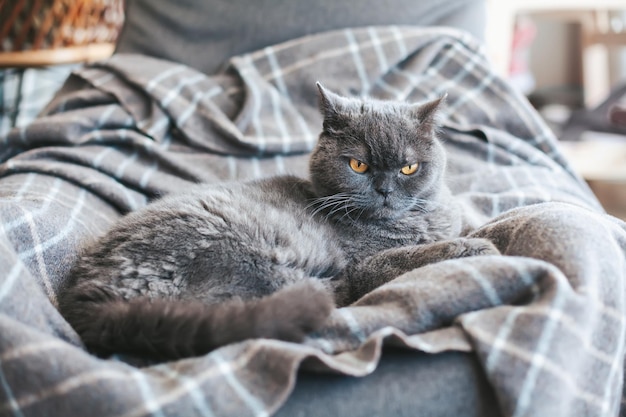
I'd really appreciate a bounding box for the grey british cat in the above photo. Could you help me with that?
[58,84,498,360]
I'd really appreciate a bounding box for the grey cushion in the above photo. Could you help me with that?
[276,350,502,417]
[115,0,486,74]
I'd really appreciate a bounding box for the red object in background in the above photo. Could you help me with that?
[508,16,537,94]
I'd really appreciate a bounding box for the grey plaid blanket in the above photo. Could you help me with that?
[1,26,624,417]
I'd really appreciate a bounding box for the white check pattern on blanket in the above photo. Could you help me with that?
[0,26,624,417]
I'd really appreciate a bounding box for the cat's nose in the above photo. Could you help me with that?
[376,187,393,198]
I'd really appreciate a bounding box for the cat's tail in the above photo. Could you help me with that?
[58,280,334,360]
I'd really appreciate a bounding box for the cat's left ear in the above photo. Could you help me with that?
[411,93,447,128]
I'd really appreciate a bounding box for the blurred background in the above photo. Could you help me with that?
[484,0,626,218]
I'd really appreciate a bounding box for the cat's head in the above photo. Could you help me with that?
[309,83,447,221]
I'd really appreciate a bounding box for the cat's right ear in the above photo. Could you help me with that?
[316,82,349,133]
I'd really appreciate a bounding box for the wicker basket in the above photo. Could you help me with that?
[0,0,125,66]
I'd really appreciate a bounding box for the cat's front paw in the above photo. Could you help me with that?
[450,237,500,258]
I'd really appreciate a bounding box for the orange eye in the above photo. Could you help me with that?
[349,158,369,174]
[401,163,419,175]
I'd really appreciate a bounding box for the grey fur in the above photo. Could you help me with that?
[58,84,499,360]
